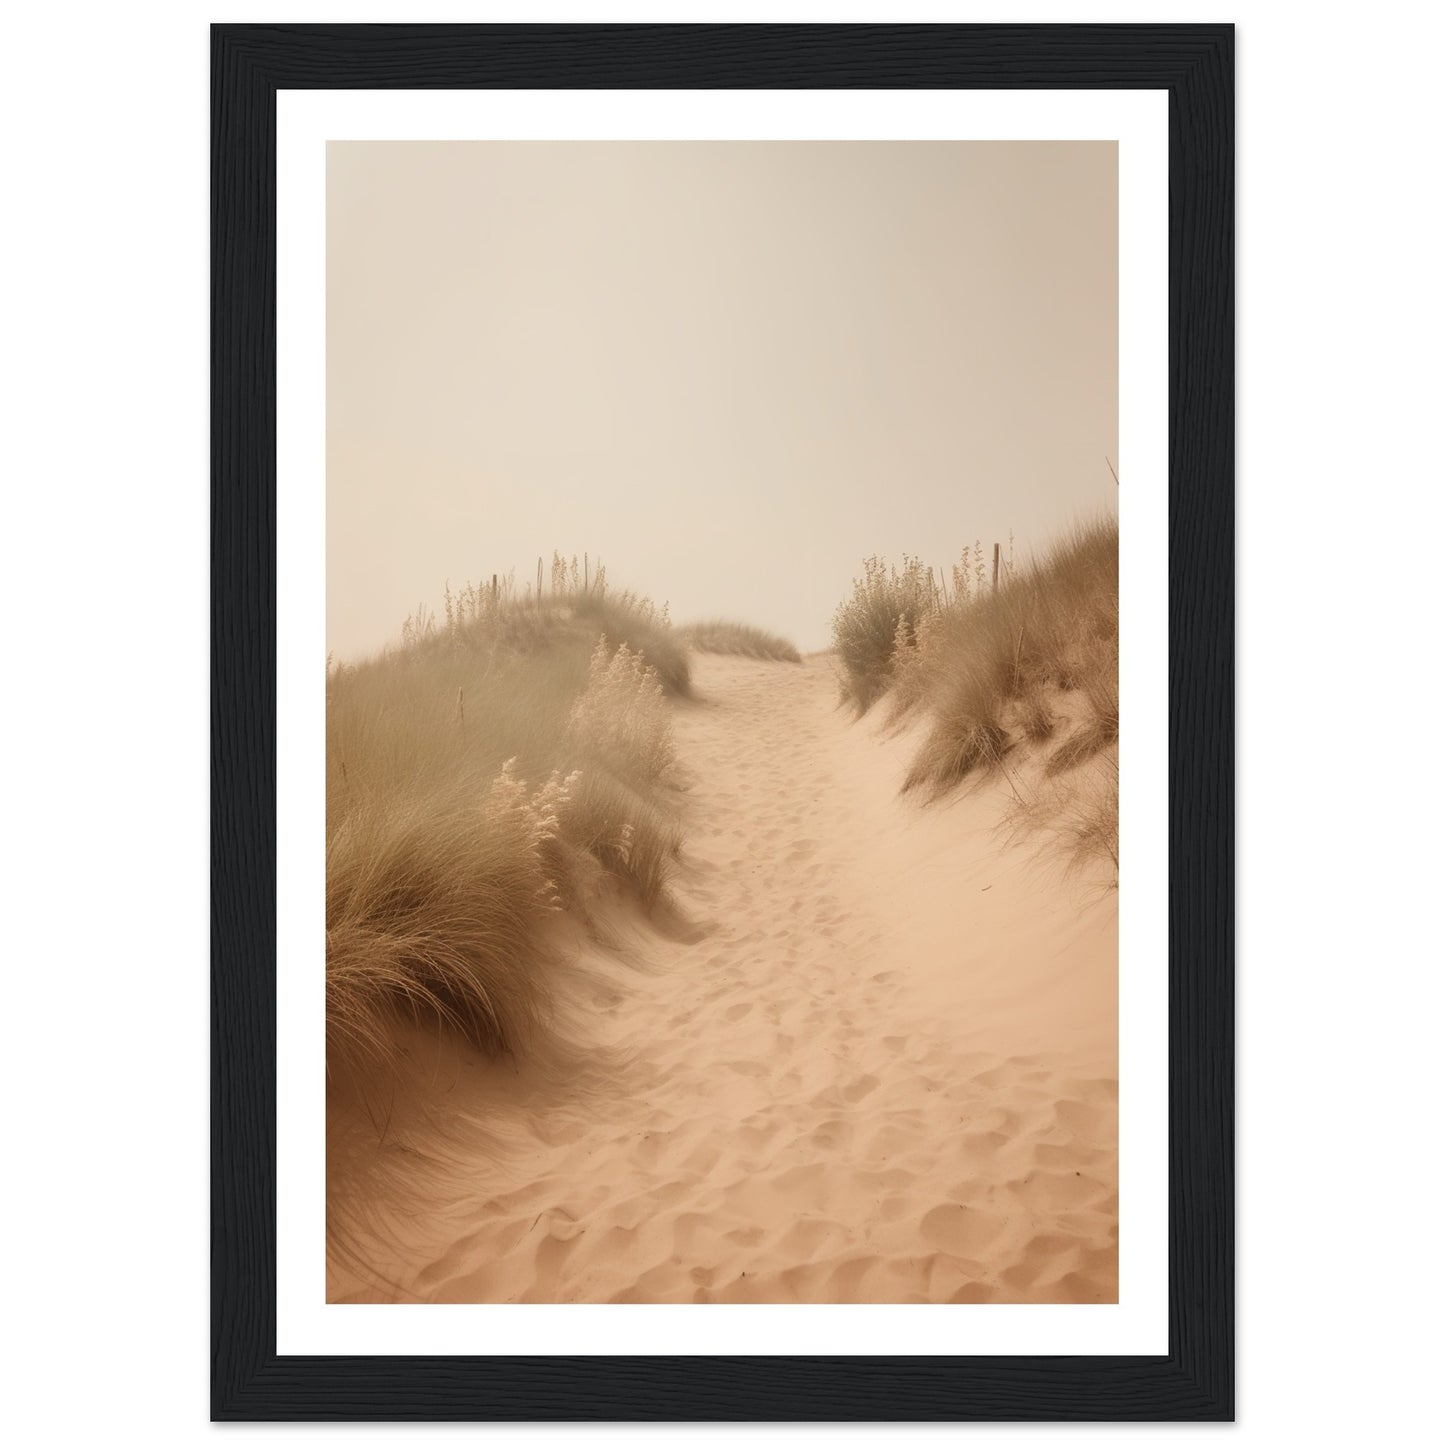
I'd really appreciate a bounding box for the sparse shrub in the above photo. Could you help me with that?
[679,620,803,663]
[326,559,684,1081]
[1062,752,1120,876]
[832,554,947,712]
[835,517,1119,877]
[568,638,676,785]
[887,608,943,717]
[892,518,1117,789]
[902,710,1010,793]
[1007,750,1119,883]
[407,552,690,697]
[567,590,690,696]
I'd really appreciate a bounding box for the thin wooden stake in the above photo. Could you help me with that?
[456,687,465,727]
[992,542,1001,592]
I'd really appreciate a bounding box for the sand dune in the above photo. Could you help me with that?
[328,652,1118,1305]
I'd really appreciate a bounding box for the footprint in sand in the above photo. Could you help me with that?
[920,1202,1010,1256]
[331,656,1118,1309]
[841,1074,880,1103]
[807,1116,853,1151]
[724,1059,768,1078]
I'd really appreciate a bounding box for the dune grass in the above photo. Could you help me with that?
[327,558,685,1078]
[833,518,1119,876]
[679,620,803,663]
[831,554,952,712]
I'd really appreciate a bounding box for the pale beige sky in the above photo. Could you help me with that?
[328,141,1116,657]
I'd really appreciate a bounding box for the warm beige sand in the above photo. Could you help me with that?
[328,653,1118,1304]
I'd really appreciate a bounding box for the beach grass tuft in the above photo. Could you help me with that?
[679,620,803,663]
[835,517,1119,876]
[327,557,684,1078]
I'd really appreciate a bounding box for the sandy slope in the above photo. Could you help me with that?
[328,653,1118,1304]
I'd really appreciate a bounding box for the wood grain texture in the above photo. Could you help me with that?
[211,22,1233,1421]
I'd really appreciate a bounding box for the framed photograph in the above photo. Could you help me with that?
[212,22,1232,1422]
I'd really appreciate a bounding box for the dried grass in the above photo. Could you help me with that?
[326,559,684,1080]
[837,517,1119,877]
[679,620,802,663]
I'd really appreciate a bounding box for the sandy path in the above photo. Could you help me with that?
[330,654,1118,1304]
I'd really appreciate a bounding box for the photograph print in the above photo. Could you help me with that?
[324,138,1122,1307]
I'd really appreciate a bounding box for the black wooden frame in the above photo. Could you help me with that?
[212,22,1233,1422]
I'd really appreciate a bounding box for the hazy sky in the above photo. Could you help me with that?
[327,141,1116,657]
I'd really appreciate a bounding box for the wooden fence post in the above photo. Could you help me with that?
[992,542,1001,592]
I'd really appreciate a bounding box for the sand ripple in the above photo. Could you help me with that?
[329,655,1118,1305]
